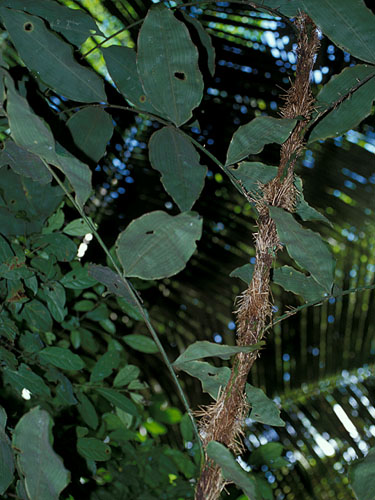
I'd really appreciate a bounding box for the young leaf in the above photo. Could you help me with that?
[39,347,85,371]
[95,387,139,416]
[206,441,257,498]
[137,4,204,126]
[246,384,285,427]
[273,265,327,303]
[270,206,335,295]
[77,437,111,462]
[301,0,375,64]
[149,126,207,211]
[0,8,106,102]
[67,107,114,162]
[173,340,263,367]
[229,263,254,284]
[0,0,103,46]
[0,407,14,495]
[226,117,296,166]
[102,46,157,113]
[116,211,202,280]
[123,334,159,354]
[113,364,140,387]
[12,408,70,500]
[349,446,375,500]
[63,218,94,237]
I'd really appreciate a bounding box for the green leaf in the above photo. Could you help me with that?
[0,8,106,102]
[67,107,114,162]
[0,313,18,342]
[42,281,66,322]
[77,437,111,462]
[60,265,98,289]
[95,387,139,416]
[164,448,196,478]
[12,407,70,500]
[0,140,51,184]
[102,46,157,113]
[53,150,92,208]
[349,446,375,500]
[137,4,204,126]
[43,208,64,234]
[294,176,331,224]
[113,364,140,387]
[180,413,194,443]
[270,206,335,294]
[226,117,296,166]
[77,393,99,430]
[260,0,300,16]
[39,347,85,371]
[87,264,138,308]
[3,363,50,397]
[246,384,285,427]
[182,14,215,76]
[20,299,53,332]
[227,161,278,195]
[85,303,109,320]
[301,0,375,64]
[173,340,263,367]
[0,0,103,46]
[31,233,76,262]
[249,442,284,468]
[123,334,159,353]
[273,265,327,303]
[62,217,93,237]
[90,349,120,383]
[229,263,254,284]
[309,74,375,143]
[176,361,231,400]
[206,441,257,498]
[116,211,202,280]
[54,374,77,407]
[149,126,207,211]
[0,234,12,261]
[255,477,274,500]
[0,407,15,495]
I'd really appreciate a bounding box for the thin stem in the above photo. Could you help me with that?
[41,159,203,463]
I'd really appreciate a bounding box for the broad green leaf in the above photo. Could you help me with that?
[349,446,375,500]
[54,374,77,407]
[259,0,300,16]
[173,340,263,367]
[44,208,64,234]
[309,76,375,143]
[20,300,53,332]
[0,314,18,342]
[116,211,202,280]
[0,8,106,102]
[270,206,335,294]
[0,407,14,495]
[229,263,254,284]
[123,334,158,353]
[95,387,139,416]
[294,177,331,224]
[249,443,284,468]
[180,413,194,443]
[246,384,285,427]
[255,477,274,500]
[39,347,85,371]
[137,4,204,126]
[164,448,196,478]
[144,419,167,436]
[31,233,76,262]
[149,126,207,211]
[77,437,111,462]
[63,217,94,237]
[182,14,215,76]
[85,303,109,320]
[0,234,12,261]
[227,161,278,194]
[0,140,51,184]
[19,332,44,354]
[206,441,257,498]
[113,364,140,387]
[42,281,66,322]
[0,0,103,46]
[301,0,375,64]
[5,79,92,207]
[226,117,296,166]
[90,350,120,383]
[273,265,327,303]
[87,264,138,308]
[176,361,231,400]
[116,295,144,321]
[12,407,70,500]
[67,107,114,162]
[102,46,157,113]
[3,363,50,397]
[60,265,97,289]
[77,393,98,430]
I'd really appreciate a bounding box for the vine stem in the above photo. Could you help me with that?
[40,158,204,464]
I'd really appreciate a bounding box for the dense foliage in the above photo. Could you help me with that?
[0,1,375,499]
